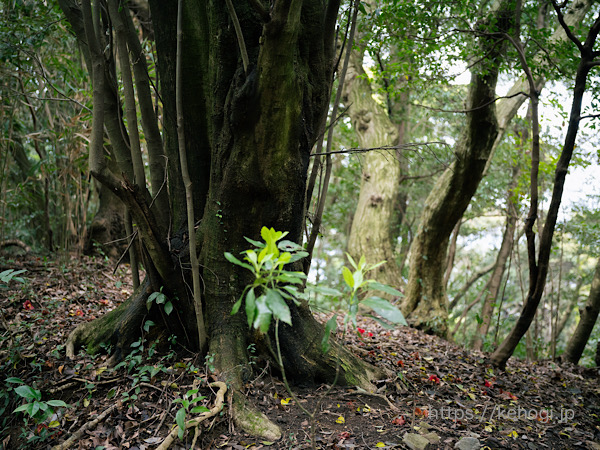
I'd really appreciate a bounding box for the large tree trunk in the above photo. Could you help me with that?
[401,0,515,337]
[342,48,403,291]
[60,0,381,440]
[562,258,600,365]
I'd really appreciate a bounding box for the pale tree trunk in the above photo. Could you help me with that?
[562,258,600,364]
[555,277,584,340]
[342,48,402,290]
[401,0,516,337]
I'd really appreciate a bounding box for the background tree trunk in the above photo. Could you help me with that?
[562,258,600,364]
[401,0,515,336]
[342,48,403,291]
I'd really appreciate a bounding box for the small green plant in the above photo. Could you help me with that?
[7,378,69,425]
[226,227,408,450]
[146,287,173,315]
[173,389,209,439]
[317,253,408,351]
[0,269,27,287]
[226,227,407,346]
[225,227,308,333]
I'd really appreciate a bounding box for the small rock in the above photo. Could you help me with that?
[403,433,431,450]
[423,432,440,445]
[455,436,481,450]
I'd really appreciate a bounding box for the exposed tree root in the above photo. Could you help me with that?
[65,278,151,360]
[156,381,227,450]
[51,403,119,450]
[230,390,282,441]
[0,239,31,253]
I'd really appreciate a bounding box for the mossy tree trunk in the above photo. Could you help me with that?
[401,0,515,337]
[342,45,403,291]
[59,0,380,439]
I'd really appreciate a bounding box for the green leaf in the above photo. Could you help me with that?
[368,282,403,297]
[288,251,309,263]
[143,320,155,332]
[346,253,358,270]
[15,385,40,401]
[278,240,304,252]
[231,293,243,315]
[244,288,257,327]
[368,315,396,330]
[309,285,343,297]
[14,404,32,415]
[31,402,41,417]
[176,407,186,432]
[353,269,364,289]
[366,260,386,271]
[46,400,68,408]
[342,266,354,288]
[5,377,24,384]
[224,252,254,271]
[253,296,272,333]
[277,252,292,265]
[265,289,291,325]
[360,297,408,325]
[191,405,210,414]
[321,315,337,353]
[244,237,265,248]
[164,301,173,316]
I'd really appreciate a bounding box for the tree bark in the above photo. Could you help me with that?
[59,0,382,441]
[562,258,600,364]
[342,47,403,291]
[401,0,516,337]
[491,8,600,368]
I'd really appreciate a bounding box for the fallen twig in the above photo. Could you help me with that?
[51,402,120,450]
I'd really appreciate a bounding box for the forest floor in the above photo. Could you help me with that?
[1,253,600,450]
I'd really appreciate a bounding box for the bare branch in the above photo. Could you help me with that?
[225,0,250,75]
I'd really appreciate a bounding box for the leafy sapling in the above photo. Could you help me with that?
[173,389,210,439]
[146,287,173,315]
[225,226,308,333]
[316,253,407,352]
[7,378,69,426]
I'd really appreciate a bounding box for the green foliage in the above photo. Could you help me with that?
[226,226,309,333]
[7,378,69,425]
[146,288,174,316]
[172,389,210,439]
[226,227,407,352]
[0,269,27,287]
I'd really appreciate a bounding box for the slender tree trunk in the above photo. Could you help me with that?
[562,258,600,364]
[491,9,600,368]
[471,163,521,350]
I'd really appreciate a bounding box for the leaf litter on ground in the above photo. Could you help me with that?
[1,253,599,449]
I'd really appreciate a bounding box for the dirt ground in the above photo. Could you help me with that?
[1,253,599,449]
